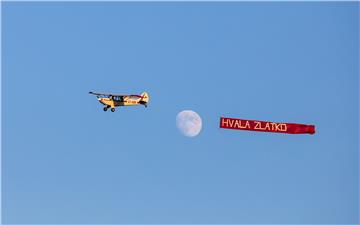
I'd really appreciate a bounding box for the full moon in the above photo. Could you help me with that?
[176,110,202,137]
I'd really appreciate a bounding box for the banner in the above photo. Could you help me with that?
[220,117,315,135]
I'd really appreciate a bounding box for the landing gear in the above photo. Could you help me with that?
[103,107,108,111]
[111,108,115,112]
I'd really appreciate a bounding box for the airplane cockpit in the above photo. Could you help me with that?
[113,96,124,101]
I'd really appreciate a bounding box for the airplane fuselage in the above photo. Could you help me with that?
[98,98,145,107]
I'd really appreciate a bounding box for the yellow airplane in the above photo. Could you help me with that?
[89,91,149,112]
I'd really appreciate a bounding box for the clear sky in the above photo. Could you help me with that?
[2,2,359,224]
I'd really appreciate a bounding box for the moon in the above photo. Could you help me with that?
[176,110,202,137]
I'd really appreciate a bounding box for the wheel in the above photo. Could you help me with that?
[103,107,108,111]
[111,108,115,112]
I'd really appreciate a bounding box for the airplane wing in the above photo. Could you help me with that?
[89,91,110,96]
[89,92,142,98]
[89,91,124,96]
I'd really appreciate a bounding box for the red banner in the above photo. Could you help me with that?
[220,117,315,135]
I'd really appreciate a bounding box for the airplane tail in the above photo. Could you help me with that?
[140,92,149,107]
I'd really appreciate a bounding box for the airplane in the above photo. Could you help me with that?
[89,91,149,112]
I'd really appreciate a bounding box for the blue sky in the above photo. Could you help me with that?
[2,2,359,224]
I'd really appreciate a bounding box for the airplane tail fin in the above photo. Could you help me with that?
[140,92,149,107]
